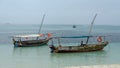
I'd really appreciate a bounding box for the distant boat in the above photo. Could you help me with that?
[49,13,109,53]
[73,25,76,28]
[12,14,52,47]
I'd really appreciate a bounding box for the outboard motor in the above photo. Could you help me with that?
[49,45,55,53]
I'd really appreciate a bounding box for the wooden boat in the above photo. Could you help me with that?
[12,33,52,47]
[49,36,109,53]
[49,13,109,53]
[12,14,52,47]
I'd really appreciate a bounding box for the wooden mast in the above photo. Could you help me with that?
[86,13,97,44]
[37,14,45,40]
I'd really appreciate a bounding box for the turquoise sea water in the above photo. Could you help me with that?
[0,24,120,68]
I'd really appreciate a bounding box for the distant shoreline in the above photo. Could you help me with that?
[0,23,120,26]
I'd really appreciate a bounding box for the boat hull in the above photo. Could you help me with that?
[50,41,109,53]
[13,39,49,47]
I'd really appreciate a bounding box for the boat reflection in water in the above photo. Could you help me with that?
[12,45,48,56]
[49,50,108,67]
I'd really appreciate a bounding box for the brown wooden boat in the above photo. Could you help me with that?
[49,14,109,53]
[49,39,108,53]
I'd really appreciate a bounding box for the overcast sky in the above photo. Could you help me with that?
[0,0,120,25]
